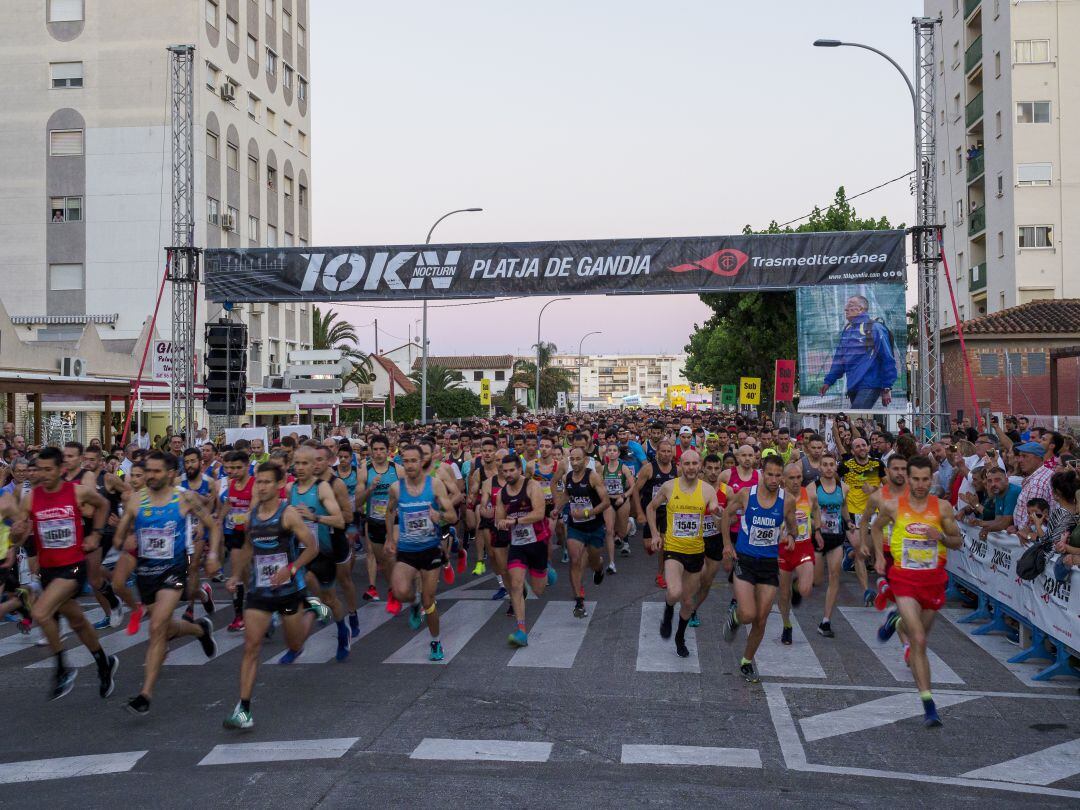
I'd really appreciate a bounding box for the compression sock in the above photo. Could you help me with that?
[55,650,67,672]
[920,690,933,703]
[783,620,792,629]
[663,603,675,623]
[336,619,348,640]
[91,647,109,674]
[240,698,252,713]
[675,615,689,643]
[233,584,245,616]
[100,581,120,611]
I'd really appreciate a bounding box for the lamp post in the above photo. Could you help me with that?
[420,207,482,424]
[576,330,601,411]
[534,298,569,413]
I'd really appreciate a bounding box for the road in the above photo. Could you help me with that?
[2,540,1079,808]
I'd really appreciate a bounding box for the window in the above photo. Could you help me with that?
[225,142,239,171]
[997,231,1005,257]
[1016,163,1052,186]
[247,155,259,181]
[282,9,292,36]
[994,51,1001,77]
[494,371,505,381]
[472,371,483,382]
[207,197,220,225]
[282,64,293,90]
[265,49,277,77]
[298,129,308,153]
[49,0,84,22]
[299,237,308,248]
[206,130,219,160]
[50,196,82,223]
[266,107,276,133]
[1027,352,1047,376]
[227,205,239,228]
[979,353,1000,376]
[267,224,277,247]
[284,231,293,247]
[996,172,1004,197]
[298,184,307,206]
[1006,353,1023,376]
[955,200,965,224]
[267,165,277,190]
[248,215,259,241]
[952,40,960,66]
[49,129,83,156]
[225,15,238,44]
[298,77,308,101]
[247,34,258,61]
[959,305,965,321]
[298,23,306,48]
[247,93,259,120]
[1014,39,1050,64]
[49,263,83,291]
[1016,101,1051,123]
[283,120,292,144]
[994,110,1002,137]
[955,147,962,173]
[952,93,961,118]
[266,0,275,19]
[940,159,946,176]
[50,62,83,88]
[1018,225,1053,248]
[206,62,219,89]
[283,176,293,198]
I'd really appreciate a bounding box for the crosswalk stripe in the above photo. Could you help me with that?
[748,608,825,679]
[27,608,186,670]
[838,606,964,685]
[409,738,552,762]
[620,744,762,768]
[0,608,104,662]
[265,604,393,664]
[508,601,595,668]
[960,738,1080,785]
[799,691,978,741]
[168,628,245,665]
[383,600,501,665]
[0,751,147,784]
[636,602,699,673]
[198,738,358,766]
[437,573,497,599]
[939,608,1060,689]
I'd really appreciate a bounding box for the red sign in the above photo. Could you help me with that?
[774,359,796,402]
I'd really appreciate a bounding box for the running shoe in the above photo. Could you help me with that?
[491,586,508,601]
[50,668,77,701]
[546,566,557,586]
[655,574,667,589]
[99,655,119,698]
[223,703,254,730]
[211,571,227,583]
[125,695,150,716]
[441,564,455,585]
[109,603,126,629]
[606,562,617,575]
[304,597,332,625]
[874,579,892,611]
[841,547,855,572]
[781,625,793,645]
[674,638,690,658]
[349,611,361,639]
[688,612,701,628]
[92,615,110,630]
[472,561,487,576]
[226,616,245,633]
[505,602,515,617]
[182,607,195,624]
[201,582,216,615]
[17,618,32,635]
[336,632,351,662]
[408,603,425,631]
[722,603,739,643]
[279,646,304,664]
[573,598,587,619]
[817,620,835,638]
[627,517,637,537]
[592,567,605,586]
[125,609,143,639]
[877,610,900,643]
[740,660,760,683]
[196,617,217,658]
[659,607,673,640]
[862,588,876,607]
[363,585,379,602]
[428,640,444,661]
[456,550,467,575]
[385,594,403,615]
[791,587,802,607]
[560,548,569,564]
[923,699,942,728]
[508,629,528,647]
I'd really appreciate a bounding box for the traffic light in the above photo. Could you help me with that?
[204,322,247,416]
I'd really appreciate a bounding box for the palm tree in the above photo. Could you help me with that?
[510,341,573,409]
[408,364,465,395]
[311,305,373,387]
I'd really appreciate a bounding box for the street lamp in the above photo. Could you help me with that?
[420,207,482,424]
[576,330,601,411]
[535,298,569,413]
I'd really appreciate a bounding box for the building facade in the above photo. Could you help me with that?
[548,353,689,406]
[927,0,1080,326]
[1,0,312,390]
[409,355,515,397]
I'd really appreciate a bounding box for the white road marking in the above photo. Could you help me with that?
[266,604,393,664]
[409,738,552,762]
[838,606,963,685]
[508,601,594,669]
[799,691,978,741]
[436,574,495,599]
[28,608,186,669]
[961,738,1080,786]
[198,737,358,766]
[939,608,1060,688]
[749,607,826,679]
[0,609,103,662]
[383,600,500,665]
[620,744,762,768]
[636,602,699,673]
[168,628,244,665]
[0,751,147,784]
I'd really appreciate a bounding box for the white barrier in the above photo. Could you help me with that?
[947,524,1080,653]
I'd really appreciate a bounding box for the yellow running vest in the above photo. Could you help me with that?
[665,479,707,555]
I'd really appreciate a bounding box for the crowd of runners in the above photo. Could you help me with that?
[1,409,1076,732]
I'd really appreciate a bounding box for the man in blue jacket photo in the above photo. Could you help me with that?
[818,295,899,410]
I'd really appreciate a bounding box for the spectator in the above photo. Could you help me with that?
[959,433,1006,499]
[1047,468,1079,548]
[1013,441,1054,532]
[1037,430,1064,470]
[957,465,991,522]
[1015,497,1051,545]
[136,425,151,450]
[970,466,1020,539]
[1017,416,1031,441]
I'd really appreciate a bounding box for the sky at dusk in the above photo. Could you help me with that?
[309,0,922,358]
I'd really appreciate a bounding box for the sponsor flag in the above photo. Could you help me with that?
[774,359,796,402]
[739,377,761,405]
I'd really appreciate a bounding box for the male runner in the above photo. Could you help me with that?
[800,433,825,486]
[646,449,720,658]
[313,444,358,639]
[179,447,217,623]
[721,454,798,682]
[871,456,963,727]
[560,446,610,618]
[688,453,728,627]
[839,437,886,605]
[777,463,820,645]
[356,435,401,607]
[115,452,220,715]
[467,437,501,578]
[813,453,850,637]
[384,445,458,661]
[859,453,910,613]
[219,450,255,631]
[419,438,463,585]
[334,441,364,637]
[635,440,676,588]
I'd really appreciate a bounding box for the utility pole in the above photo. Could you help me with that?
[374,318,379,355]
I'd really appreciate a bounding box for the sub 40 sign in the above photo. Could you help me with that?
[739,377,762,405]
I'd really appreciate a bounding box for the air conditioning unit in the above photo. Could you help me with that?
[249,303,264,315]
[220,82,236,102]
[60,357,87,377]
[268,363,282,376]
[220,211,236,231]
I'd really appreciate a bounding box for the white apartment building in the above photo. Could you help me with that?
[549,353,689,406]
[409,355,516,396]
[928,0,1079,325]
[0,0,312,389]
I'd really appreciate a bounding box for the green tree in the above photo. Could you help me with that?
[408,364,465,395]
[683,187,898,411]
[507,341,574,409]
[393,388,484,422]
[311,305,373,388]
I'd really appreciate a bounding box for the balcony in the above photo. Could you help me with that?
[965,91,983,128]
[969,262,987,292]
[967,152,984,183]
[968,205,986,236]
[965,35,982,74]
[964,0,980,19]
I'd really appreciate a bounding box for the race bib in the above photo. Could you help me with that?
[225,507,248,531]
[255,552,289,588]
[541,483,553,502]
[511,523,537,546]
[404,511,433,537]
[672,512,701,539]
[605,477,624,496]
[901,523,938,570]
[703,514,718,536]
[138,527,173,560]
[38,518,77,549]
[822,510,841,535]
[371,493,389,521]
[570,497,593,523]
[796,510,811,541]
[749,524,778,547]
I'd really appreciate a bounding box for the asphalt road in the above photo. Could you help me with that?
[2,535,1079,809]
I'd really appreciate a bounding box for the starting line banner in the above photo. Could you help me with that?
[947,524,1079,656]
[204,230,906,303]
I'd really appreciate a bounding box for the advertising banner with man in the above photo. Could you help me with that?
[796,283,908,414]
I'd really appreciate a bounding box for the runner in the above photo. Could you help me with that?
[777,462,820,645]
[477,454,510,600]
[418,438,463,585]
[871,456,963,727]
[813,453,850,637]
[179,447,217,623]
[496,453,555,647]
[356,435,401,608]
[313,443,358,640]
[560,446,610,618]
[839,437,886,605]
[635,440,676,588]
[646,449,720,658]
[219,450,255,631]
[720,454,798,683]
[384,444,459,661]
[599,440,635,575]
[800,433,826,486]
[223,462,331,730]
[467,437,501,579]
[688,452,728,626]
[113,451,221,715]
[859,453,911,613]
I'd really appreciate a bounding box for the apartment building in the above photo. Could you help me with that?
[0,0,312,388]
[928,0,1079,325]
[548,353,690,406]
